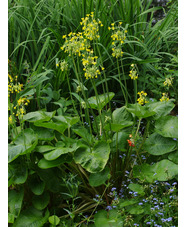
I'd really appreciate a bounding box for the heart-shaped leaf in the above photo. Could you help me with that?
[155,116,178,138]
[44,146,76,161]
[126,205,144,215]
[112,131,129,151]
[38,154,72,169]
[89,166,110,187]
[112,106,133,124]
[23,111,55,123]
[32,191,50,210]
[28,175,45,195]
[13,207,49,227]
[48,215,60,225]
[144,133,177,155]
[8,187,24,218]
[104,122,133,132]
[133,159,178,182]
[146,99,175,119]
[168,151,178,164]
[72,127,93,144]
[126,103,156,118]
[53,116,79,127]
[36,145,56,153]
[128,183,145,195]
[74,141,110,173]
[94,209,123,227]
[8,129,38,163]
[87,92,115,110]
[34,121,68,134]
[34,127,54,141]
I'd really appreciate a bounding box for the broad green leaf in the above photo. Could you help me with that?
[112,131,129,151]
[13,165,28,185]
[38,154,72,169]
[9,161,28,185]
[32,192,50,210]
[44,147,76,161]
[94,210,109,227]
[89,166,110,187]
[126,103,156,118]
[36,145,56,153]
[119,198,139,208]
[94,209,123,227]
[112,106,133,124]
[87,92,115,110]
[72,127,93,144]
[104,122,133,132]
[146,99,175,119]
[28,175,45,195]
[53,115,79,127]
[144,133,177,155]
[8,213,15,224]
[126,206,144,215]
[34,121,68,134]
[152,159,178,181]
[155,116,178,138]
[133,160,178,182]
[23,111,55,123]
[74,141,110,173]
[168,151,178,164]
[37,169,63,193]
[48,215,60,225]
[133,163,159,183]
[8,129,38,163]
[35,127,54,141]
[8,188,24,218]
[13,207,49,227]
[128,183,145,195]
[53,97,73,108]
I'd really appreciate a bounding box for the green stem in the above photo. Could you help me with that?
[96,44,113,121]
[72,55,93,135]
[91,78,106,139]
[134,79,137,103]
[86,183,110,224]
[117,58,127,105]
[120,57,128,106]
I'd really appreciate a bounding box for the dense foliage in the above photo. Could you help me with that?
[8,0,178,226]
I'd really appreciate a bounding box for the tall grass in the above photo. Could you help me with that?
[8,0,178,107]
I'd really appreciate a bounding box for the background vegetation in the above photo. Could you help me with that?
[8,0,178,226]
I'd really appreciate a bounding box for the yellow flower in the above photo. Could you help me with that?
[160,93,169,102]
[9,115,13,125]
[137,91,148,105]
[163,77,173,86]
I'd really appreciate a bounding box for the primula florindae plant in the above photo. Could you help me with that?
[8,0,178,226]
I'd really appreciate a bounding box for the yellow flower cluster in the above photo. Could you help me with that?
[8,74,23,97]
[163,77,173,86]
[56,60,68,71]
[160,93,169,102]
[9,115,14,125]
[82,51,103,79]
[61,14,105,80]
[14,97,30,118]
[129,64,138,80]
[109,22,127,58]
[80,12,103,41]
[61,32,90,57]
[137,91,148,105]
